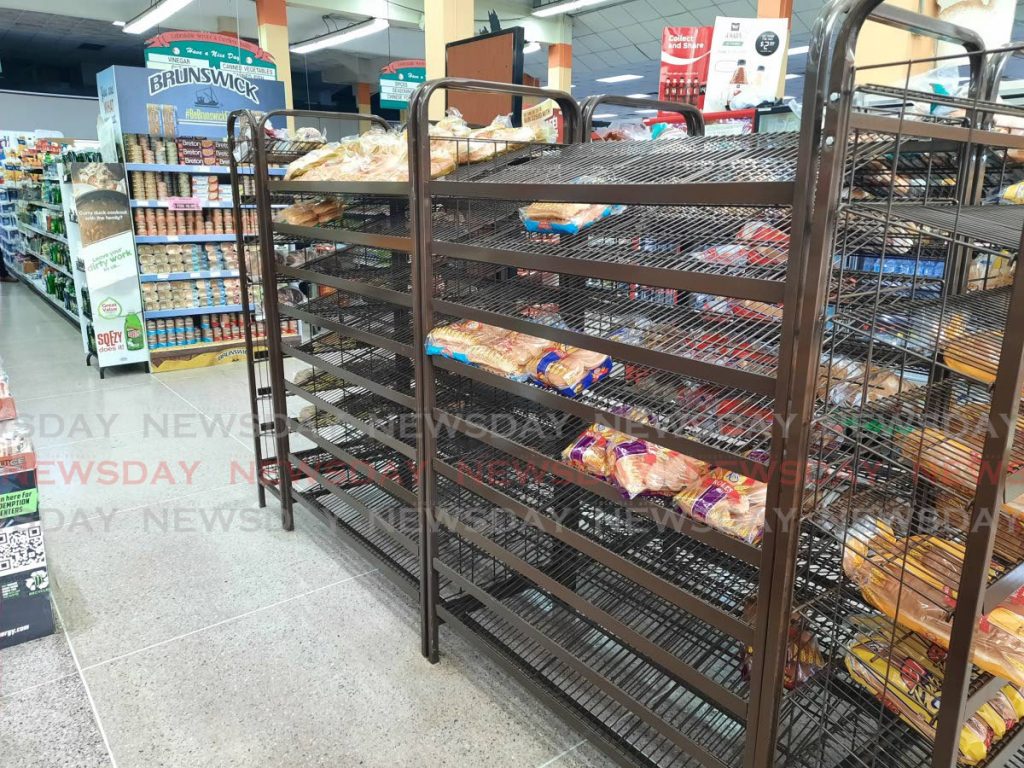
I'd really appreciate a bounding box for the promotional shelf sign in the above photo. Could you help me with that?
[380,60,426,110]
[0,465,52,650]
[704,17,789,113]
[145,31,278,81]
[659,27,713,110]
[70,162,149,367]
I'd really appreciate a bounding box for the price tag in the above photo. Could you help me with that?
[189,272,201,278]
[210,270,222,278]
[156,273,169,280]
[165,236,180,242]
[167,197,202,211]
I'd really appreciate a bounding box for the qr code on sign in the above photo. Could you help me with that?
[0,522,46,578]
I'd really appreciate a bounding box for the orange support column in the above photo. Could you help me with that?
[758,0,793,100]
[356,82,373,132]
[255,0,293,111]
[548,43,572,93]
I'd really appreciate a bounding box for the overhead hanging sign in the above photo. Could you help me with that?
[379,59,426,110]
[145,31,277,81]
[703,17,789,113]
[659,26,713,111]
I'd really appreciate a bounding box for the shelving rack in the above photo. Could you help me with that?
[228,109,405,529]
[767,6,1024,768]
[249,13,1024,765]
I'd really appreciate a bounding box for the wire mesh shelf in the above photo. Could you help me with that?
[434,263,781,394]
[431,201,790,300]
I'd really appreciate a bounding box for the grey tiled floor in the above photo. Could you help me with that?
[0,282,611,768]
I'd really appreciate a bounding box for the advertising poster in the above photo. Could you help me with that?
[704,17,790,112]
[379,59,426,110]
[0,466,52,650]
[659,27,713,110]
[99,65,286,141]
[145,31,278,80]
[70,162,148,366]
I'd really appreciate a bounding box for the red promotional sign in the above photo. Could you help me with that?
[658,26,713,110]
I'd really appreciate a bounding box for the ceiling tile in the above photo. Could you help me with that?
[715,0,758,18]
[595,28,631,48]
[663,11,699,28]
[619,22,658,45]
[576,10,616,32]
[621,0,664,23]
[616,45,649,64]
[637,40,663,59]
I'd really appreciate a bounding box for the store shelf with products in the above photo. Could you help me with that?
[124,162,285,176]
[19,222,67,245]
[12,269,78,325]
[139,270,240,282]
[143,304,254,319]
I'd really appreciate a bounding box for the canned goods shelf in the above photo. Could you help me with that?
[135,235,240,244]
[148,333,297,357]
[139,270,241,282]
[124,162,287,176]
[143,304,254,318]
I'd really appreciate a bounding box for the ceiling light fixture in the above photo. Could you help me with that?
[112,20,126,27]
[788,45,809,56]
[532,0,609,17]
[290,17,389,55]
[523,41,541,54]
[591,112,618,119]
[123,0,196,35]
[634,109,658,114]
[595,74,643,83]
[626,92,653,98]
[785,73,801,80]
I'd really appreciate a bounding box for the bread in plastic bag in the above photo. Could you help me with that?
[844,619,995,765]
[673,468,767,544]
[740,599,823,691]
[843,518,1024,686]
[521,201,625,235]
[531,347,611,397]
[609,437,707,498]
[562,425,615,479]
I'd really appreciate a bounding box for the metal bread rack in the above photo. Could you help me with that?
[237,4,1024,763]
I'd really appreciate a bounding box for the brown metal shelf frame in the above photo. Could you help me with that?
[247,16,1024,766]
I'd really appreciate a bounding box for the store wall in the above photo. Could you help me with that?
[0,91,99,140]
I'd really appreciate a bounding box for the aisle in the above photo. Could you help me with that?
[0,282,607,768]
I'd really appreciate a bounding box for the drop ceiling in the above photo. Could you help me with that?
[0,0,1023,118]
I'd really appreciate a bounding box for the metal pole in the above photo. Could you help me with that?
[227,110,267,508]
[254,113,295,531]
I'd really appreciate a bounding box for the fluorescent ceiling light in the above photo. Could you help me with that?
[112,20,126,27]
[291,18,389,54]
[523,41,541,54]
[626,92,653,98]
[591,112,618,119]
[123,0,196,35]
[533,0,609,17]
[596,74,643,83]
[634,109,658,114]
[785,74,800,80]
[788,45,809,56]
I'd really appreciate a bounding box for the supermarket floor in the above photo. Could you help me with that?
[0,282,611,768]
